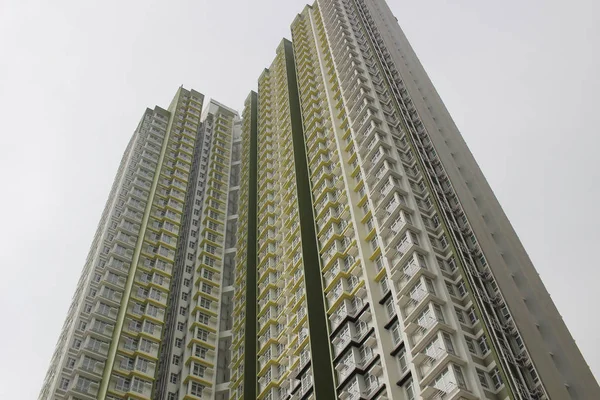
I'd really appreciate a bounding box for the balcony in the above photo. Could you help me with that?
[71,379,100,399]
[82,337,109,357]
[421,380,475,400]
[99,289,123,306]
[77,357,105,377]
[106,260,130,275]
[394,258,435,293]
[398,286,433,309]
[89,320,115,339]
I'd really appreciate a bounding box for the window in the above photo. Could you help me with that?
[397,348,407,373]
[453,364,467,389]
[489,279,499,293]
[101,286,115,299]
[128,319,142,332]
[448,257,457,271]
[94,273,102,283]
[134,338,149,353]
[179,306,187,316]
[197,312,210,325]
[88,337,106,352]
[467,307,478,324]
[425,277,435,294]
[75,376,92,392]
[185,264,192,273]
[380,277,390,294]
[201,282,213,294]
[147,304,158,317]
[73,339,82,349]
[437,257,447,272]
[370,238,378,251]
[514,334,525,351]
[98,302,111,316]
[203,269,214,280]
[455,307,465,323]
[404,380,415,400]
[137,287,149,298]
[190,382,205,396]
[528,365,539,384]
[197,329,209,341]
[433,304,444,322]
[195,345,208,359]
[181,292,189,301]
[167,393,177,400]
[124,336,138,351]
[478,336,490,354]
[187,253,194,261]
[132,302,145,315]
[143,321,156,335]
[177,322,185,332]
[59,377,70,390]
[390,321,401,345]
[499,304,510,320]
[465,337,477,355]
[445,282,455,296]
[477,369,489,388]
[175,338,182,348]
[490,367,502,389]
[469,235,477,246]
[84,303,92,313]
[172,355,180,366]
[440,235,448,248]
[66,357,76,369]
[457,280,467,297]
[192,363,206,377]
[78,320,87,330]
[119,357,133,371]
[479,254,487,266]
[442,332,454,354]
[169,373,178,384]
[184,278,190,287]
[136,358,149,373]
[199,297,212,309]
[384,298,395,319]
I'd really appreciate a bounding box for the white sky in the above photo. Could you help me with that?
[1,0,598,398]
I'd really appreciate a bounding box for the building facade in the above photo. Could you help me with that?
[233,1,600,400]
[38,89,242,400]
[40,1,599,400]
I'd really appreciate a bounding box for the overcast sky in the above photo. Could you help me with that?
[1,0,599,398]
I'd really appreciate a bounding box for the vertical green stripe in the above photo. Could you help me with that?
[243,91,259,400]
[283,39,337,398]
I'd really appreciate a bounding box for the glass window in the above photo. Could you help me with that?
[465,337,477,354]
[477,369,489,388]
[490,367,503,389]
[397,349,407,373]
[478,336,490,354]
[404,380,415,400]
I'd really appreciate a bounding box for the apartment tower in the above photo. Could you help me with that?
[38,89,242,400]
[39,1,599,400]
[232,1,599,400]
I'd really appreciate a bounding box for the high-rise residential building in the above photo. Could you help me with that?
[232,1,599,400]
[38,88,242,400]
[39,1,599,400]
